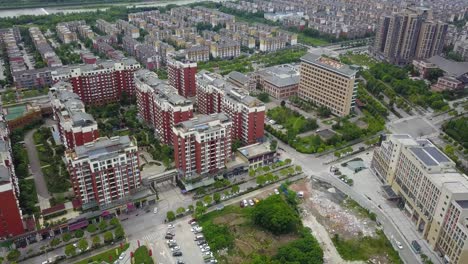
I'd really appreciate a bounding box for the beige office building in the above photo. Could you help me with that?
[298,53,358,116]
[371,134,468,264]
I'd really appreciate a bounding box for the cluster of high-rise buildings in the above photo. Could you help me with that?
[224,0,466,40]
[372,7,448,65]
[371,135,468,264]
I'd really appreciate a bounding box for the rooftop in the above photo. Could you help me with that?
[409,146,450,167]
[176,113,230,132]
[456,200,468,209]
[73,136,133,160]
[427,55,468,77]
[238,142,274,158]
[258,64,300,87]
[301,53,358,77]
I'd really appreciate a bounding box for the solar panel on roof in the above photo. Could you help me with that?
[425,147,450,163]
[410,148,438,166]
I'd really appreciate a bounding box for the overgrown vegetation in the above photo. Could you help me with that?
[55,42,82,65]
[362,63,449,112]
[332,231,402,263]
[443,117,468,149]
[267,106,318,136]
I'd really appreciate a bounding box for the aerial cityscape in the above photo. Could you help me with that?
[0,0,467,263]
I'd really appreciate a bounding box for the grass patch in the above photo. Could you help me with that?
[332,230,402,263]
[134,246,154,264]
[267,106,318,135]
[298,33,329,46]
[340,53,376,67]
[74,243,129,264]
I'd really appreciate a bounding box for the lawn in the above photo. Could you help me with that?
[75,243,129,264]
[340,53,376,67]
[267,106,318,135]
[134,246,154,264]
[298,33,329,47]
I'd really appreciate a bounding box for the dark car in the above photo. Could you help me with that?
[168,243,178,248]
[165,235,173,239]
[166,231,175,236]
[197,240,206,245]
[173,251,183,257]
[240,201,245,208]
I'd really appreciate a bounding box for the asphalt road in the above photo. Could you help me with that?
[24,128,51,210]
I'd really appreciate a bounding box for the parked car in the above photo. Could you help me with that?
[243,199,248,206]
[188,219,196,224]
[173,251,183,257]
[166,239,176,244]
[119,253,126,260]
[240,201,245,208]
[171,246,181,252]
[168,243,178,248]
[396,241,403,249]
[153,207,158,214]
[274,189,280,195]
[166,231,175,236]
[177,260,185,264]
[253,198,260,204]
[195,235,205,241]
[168,224,175,229]
[197,240,207,245]
[248,199,254,206]
[165,234,173,239]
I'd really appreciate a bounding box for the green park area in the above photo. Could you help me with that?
[266,104,386,154]
[198,47,307,75]
[340,52,377,67]
[75,244,129,264]
[197,190,323,264]
[134,246,154,264]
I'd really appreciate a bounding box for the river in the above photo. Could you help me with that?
[0,0,222,18]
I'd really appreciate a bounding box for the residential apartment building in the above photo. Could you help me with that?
[56,23,78,44]
[173,113,232,180]
[255,64,300,99]
[0,118,24,238]
[259,36,287,52]
[49,82,99,150]
[96,19,120,36]
[29,27,62,67]
[65,136,141,208]
[51,59,141,105]
[116,19,140,39]
[196,71,265,145]
[371,134,468,264]
[298,53,358,116]
[185,45,210,62]
[135,69,194,144]
[210,39,241,59]
[167,58,197,98]
[454,39,468,61]
[13,67,55,89]
[373,7,447,65]
[1,28,27,73]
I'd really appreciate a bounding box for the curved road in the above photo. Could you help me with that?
[24,128,50,210]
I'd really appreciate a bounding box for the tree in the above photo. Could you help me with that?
[256,92,270,103]
[274,229,323,263]
[203,195,213,205]
[176,207,185,215]
[109,217,120,227]
[256,175,266,186]
[232,139,242,152]
[251,195,300,234]
[280,100,286,107]
[249,169,256,177]
[196,201,204,207]
[92,236,101,248]
[86,224,97,233]
[98,220,107,231]
[7,249,20,262]
[317,106,332,118]
[213,193,221,203]
[195,205,207,218]
[114,226,125,240]
[167,211,176,222]
[188,204,194,212]
[74,229,84,238]
[77,238,89,252]
[427,68,444,83]
[103,231,114,244]
[65,244,76,256]
[295,165,302,172]
[62,232,72,242]
[50,237,61,247]
[231,185,240,194]
[284,158,292,164]
[270,139,278,151]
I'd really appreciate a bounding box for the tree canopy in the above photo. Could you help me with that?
[251,195,300,234]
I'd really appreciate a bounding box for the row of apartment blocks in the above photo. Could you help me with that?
[49,82,99,150]
[0,27,27,73]
[122,36,160,70]
[223,0,466,39]
[116,19,140,39]
[195,70,265,145]
[96,19,120,37]
[135,69,194,145]
[28,27,63,67]
[51,58,141,105]
[0,118,24,238]
[56,21,86,44]
[371,134,468,264]
[48,82,144,209]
